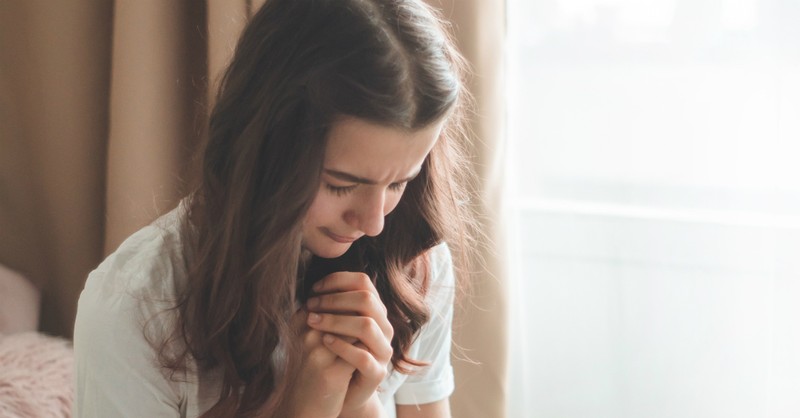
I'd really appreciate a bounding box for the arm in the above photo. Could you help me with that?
[73,269,182,418]
[338,392,388,418]
[393,244,457,412]
[397,399,452,418]
[76,268,356,418]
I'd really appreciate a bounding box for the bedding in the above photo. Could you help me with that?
[0,265,73,417]
[0,332,73,418]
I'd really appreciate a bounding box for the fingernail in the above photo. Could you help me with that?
[307,297,320,309]
[308,312,321,324]
[323,334,335,344]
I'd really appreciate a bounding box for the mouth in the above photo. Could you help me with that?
[321,228,361,243]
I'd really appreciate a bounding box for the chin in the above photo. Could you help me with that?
[306,241,352,259]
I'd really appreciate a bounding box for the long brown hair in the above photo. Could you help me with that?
[160,0,476,416]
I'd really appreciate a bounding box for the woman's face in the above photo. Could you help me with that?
[302,117,443,258]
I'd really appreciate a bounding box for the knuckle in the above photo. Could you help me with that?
[321,272,340,287]
[357,273,372,288]
[357,290,372,304]
[362,289,385,311]
[303,329,321,348]
[374,364,388,382]
[358,317,373,333]
[362,358,385,381]
[356,351,373,370]
[381,343,395,362]
[308,346,331,367]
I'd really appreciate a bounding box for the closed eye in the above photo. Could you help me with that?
[325,183,357,196]
[325,182,406,197]
[388,182,407,192]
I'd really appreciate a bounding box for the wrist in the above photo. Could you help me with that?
[339,393,385,418]
[282,401,340,418]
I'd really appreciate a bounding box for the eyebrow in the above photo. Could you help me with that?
[323,169,420,185]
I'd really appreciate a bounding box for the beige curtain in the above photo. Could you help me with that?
[0,1,115,336]
[0,1,506,416]
[428,3,508,417]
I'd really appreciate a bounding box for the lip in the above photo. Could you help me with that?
[321,228,361,243]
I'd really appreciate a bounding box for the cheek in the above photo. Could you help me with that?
[304,189,345,225]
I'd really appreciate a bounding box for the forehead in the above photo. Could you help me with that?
[324,117,443,179]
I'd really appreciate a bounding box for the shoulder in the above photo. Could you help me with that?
[83,205,188,306]
[73,207,191,416]
[428,242,454,284]
[387,242,457,406]
[425,242,456,304]
[76,205,189,344]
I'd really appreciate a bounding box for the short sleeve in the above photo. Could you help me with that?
[393,243,456,406]
[73,266,184,418]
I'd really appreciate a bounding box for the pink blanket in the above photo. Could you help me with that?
[0,332,73,418]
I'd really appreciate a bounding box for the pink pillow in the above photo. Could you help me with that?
[0,265,40,334]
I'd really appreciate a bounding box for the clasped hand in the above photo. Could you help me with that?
[286,272,393,418]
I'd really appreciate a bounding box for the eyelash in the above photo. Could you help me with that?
[389,182,407,192]
[324,182,407,196]
[325,184,357,196]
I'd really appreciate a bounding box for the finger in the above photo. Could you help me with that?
[305,315,359,345]
[306,291,392,339]
[306,343,357,378]
[307,313,393,361]
[322,334,387,387]
[307,290,386,315]
[302,329,325,351]
[303,329,356,370]
[313,272,377,298]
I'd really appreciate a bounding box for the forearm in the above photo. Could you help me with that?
[338,393,387,418]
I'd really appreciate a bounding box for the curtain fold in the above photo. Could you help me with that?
[428,1,508,417]
[0,0,506,415]
[206,0,249,106]
[104,0,207,253]
[0,0,112,336]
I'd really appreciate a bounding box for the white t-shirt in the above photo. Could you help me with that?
[73,204,456,418]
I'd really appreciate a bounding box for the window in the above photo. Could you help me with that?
[507,1,800,416]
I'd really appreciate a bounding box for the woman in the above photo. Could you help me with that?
[73,0,475,417]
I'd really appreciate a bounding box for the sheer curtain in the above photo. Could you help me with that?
[507,0,800,417]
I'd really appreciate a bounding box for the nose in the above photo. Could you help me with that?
[345,190,386,237]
